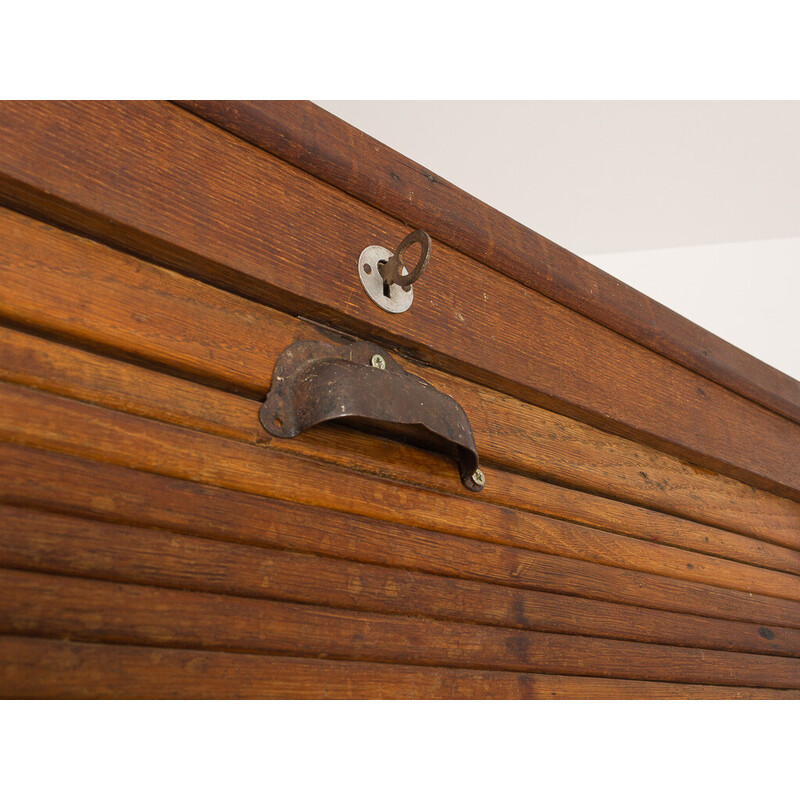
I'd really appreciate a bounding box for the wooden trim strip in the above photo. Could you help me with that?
[4,505,799,658]
[3,443,800,633]
[1,207,798,554]
[0,103,798,499]
[3,380,800,606]
[175,100,800,426]
[3,636,797,699]
[2,569,799,688]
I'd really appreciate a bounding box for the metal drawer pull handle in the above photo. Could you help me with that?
[260,340,484,492]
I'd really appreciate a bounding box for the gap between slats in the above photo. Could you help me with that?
[3,378,800,610]
[2,636,798,699]
[2,568,799,689]
[2,441,800,633]
[2,504,798,658]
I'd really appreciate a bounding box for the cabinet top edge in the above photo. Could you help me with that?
[173,99,800,426]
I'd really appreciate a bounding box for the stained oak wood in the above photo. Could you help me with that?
[3,505,798,657]
[3,323,799,580]
[175,100,800,428]
[4,442,800,631]
[3,637,798,700]
[5,637,798,700]
[3,380,800,605]
[2,207,798,554]
[2,101,798,698]
[2,569,799,688]
[0,103,798,498]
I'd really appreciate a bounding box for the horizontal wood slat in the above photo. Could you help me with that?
[175,100,800,429]
[5,637,797,699]
[2,569,799,688]
[0,102,798,498]
[3,505,799,657]
[4,442,800,631]
[3,380,800,606]
[2,207,798,554]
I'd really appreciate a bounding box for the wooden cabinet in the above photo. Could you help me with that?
[0,101,798,698]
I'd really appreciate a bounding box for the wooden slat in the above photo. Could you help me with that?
[0,102,798,499]
[3,380,800,605]
[1,207,798,555]
[3,505,798,657]
[176,100,800,428]
[3,637,797,699]
[3,324,799,580]
[2,569,798,688]
[3,442,800,631]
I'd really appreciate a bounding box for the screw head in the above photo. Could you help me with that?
[371,354,386,370]
[471,468,485,487]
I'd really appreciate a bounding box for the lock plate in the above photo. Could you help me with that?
[358,245,414,313]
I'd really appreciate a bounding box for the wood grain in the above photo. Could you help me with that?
[1,207,798,553]
[3,380,800,604]
[3,637,797,699]
[3,505,798,657]
[3,323,799,578]
[175,100,800,428]
[2,569,799,687]
[3,101,798,699]
[3,443,800,630]
[0,102,798,498]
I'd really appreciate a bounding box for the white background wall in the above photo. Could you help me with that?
[318,102,800,380]
[588,237,800,380]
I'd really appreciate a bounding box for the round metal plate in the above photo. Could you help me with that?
[358,245,414,313]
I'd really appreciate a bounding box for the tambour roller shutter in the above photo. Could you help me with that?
[0,101,799,698]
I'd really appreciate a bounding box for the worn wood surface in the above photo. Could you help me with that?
[4,442,800,631]
[0,103,799,499]
[3,505,799,657]
[4,380,800,605]
[2,569,799,688]
[2,207,798,554]
[5,637,797,699]
[2,101,798,698]
[3,323,799,581]
[175,100,800,428]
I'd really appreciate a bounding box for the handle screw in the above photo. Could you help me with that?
[371,354,386,370]
[471,468,485,487]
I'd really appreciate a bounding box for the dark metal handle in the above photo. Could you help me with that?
[259,340,484,491]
